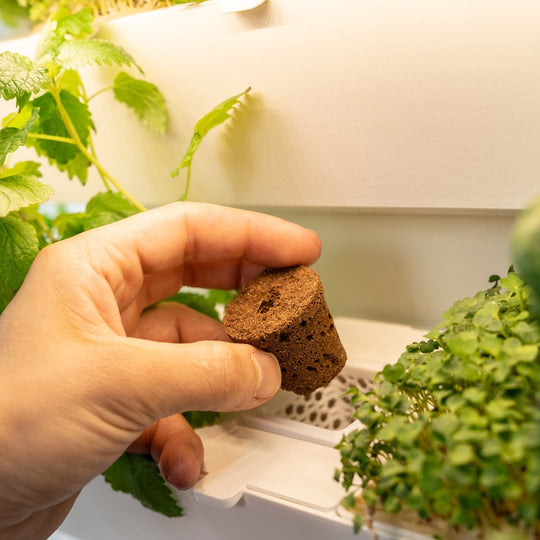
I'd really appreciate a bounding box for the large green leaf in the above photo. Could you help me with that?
[0,107,39,165]
[0,214,39,291]
[0,52,48,100]
[113,71,168,134]
[29,90,93,165]
[0,173,53,217]
[103,453,183,517]
[56,40,139,71]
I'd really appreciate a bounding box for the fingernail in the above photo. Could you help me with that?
[252,350,281,399]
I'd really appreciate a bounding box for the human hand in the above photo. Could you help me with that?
[0,202,321,540]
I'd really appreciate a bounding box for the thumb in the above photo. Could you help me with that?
[93,337,282,427]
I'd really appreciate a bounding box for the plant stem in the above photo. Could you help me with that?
[51,88,146,212]
[181,164,192,201]
[87,86,114,102]
[28,133,77,145]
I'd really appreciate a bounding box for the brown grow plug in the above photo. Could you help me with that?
[223,265,347,395]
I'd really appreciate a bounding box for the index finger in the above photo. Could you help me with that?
[93,201,322,274]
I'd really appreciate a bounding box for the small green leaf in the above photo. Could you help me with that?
[113,71,168,134]
[486,398,516,420]
[52,211,86,240]
[462,387,487,405]
[446,330,478,357]
[382,363,405,382]
[171,87,251,196]
[56,40,140,71]
[103,453,183,517]
[448,443,475,466]
[0,214,39,291]
[430,413,460,440]
[83,191,140,230]
[53,6,94,38]
[0,52,48,100]
[0,174,53,217]
[36,6,94,62]
[0,107,39,165]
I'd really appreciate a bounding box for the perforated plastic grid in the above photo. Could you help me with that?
[259,366,374,431]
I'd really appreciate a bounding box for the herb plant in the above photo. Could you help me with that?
[0,5,249,516]
[3,0,208,27]
[336,270,540,538]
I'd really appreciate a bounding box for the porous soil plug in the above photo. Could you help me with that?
[223,265,347,395]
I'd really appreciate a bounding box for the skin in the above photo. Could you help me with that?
[0,202,321,540]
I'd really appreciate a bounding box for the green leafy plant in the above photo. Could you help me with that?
[336,270,540,538]
[0,5,249,516]
[5,0,209,27]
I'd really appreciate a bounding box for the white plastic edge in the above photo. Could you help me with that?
[219,0,266,13]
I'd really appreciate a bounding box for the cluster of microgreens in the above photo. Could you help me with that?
[0,5,247,516]
[335,270,540,537]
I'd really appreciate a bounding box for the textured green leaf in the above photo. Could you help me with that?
[36,6,94,62]
[53,6,94,38]
[56,40,139,71]
[0,175,53,217]
[82,191,139,230]
[29,90,93,165]
[0,275,14,314]
[103,453,183,517]
[0,107,39,165]
[0,52,48,100]
[171,87,250,175]
[0,215,39,290]
[56,153,90,185]
[113,71,168,134]
[52,211,86,240]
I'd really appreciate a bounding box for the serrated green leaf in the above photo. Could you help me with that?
[56,40,140,71]
[1,161,41,178]
[113,71,168,134]
[102,453,183,517]
[171,87,250,176]
[0,52,48,100]
[0,214,39,290]
[53,6,94,38]
[29,90,93,165]
[52,211,86,240]
[36,6,94,62]
[82,191,139,230]
[0,174,53,217]
[56,152,90,185]
[0,274,15,314]
[0,107,39,165]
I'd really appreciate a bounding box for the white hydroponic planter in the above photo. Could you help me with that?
[58,317,431,540]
